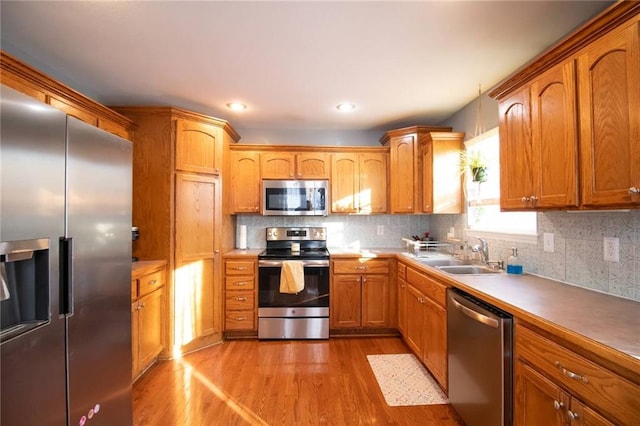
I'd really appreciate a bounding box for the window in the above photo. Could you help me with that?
[464,127,537,237]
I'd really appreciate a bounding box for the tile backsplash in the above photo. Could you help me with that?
[236,214,430,251]
[429,210,640,301]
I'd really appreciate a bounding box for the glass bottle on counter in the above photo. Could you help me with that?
[506,247,523,275]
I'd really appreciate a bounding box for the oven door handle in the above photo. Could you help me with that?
[259,259,329,268]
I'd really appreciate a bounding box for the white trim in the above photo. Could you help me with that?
[463,228,538,245]
[464,126,499,148]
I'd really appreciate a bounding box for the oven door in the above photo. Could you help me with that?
[258,259,329,309]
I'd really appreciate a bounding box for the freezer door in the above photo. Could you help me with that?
[0,86,68,425]
[65,117,133,425]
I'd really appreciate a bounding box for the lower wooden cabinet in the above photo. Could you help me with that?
[131,263,166,381]
[514,322,638,425]
[223,257,257,331]
[331,258,393,329]
[400,264,448,392]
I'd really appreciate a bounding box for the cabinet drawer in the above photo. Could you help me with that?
[225,312,255,330]
[225,276,255,290]
[138,270,165,297]
[333,259,389,274]
[225,260,255,275]
[131,279,138,301]
[516,324,640,425]
[225,292,255,310]
[406,267,447,307]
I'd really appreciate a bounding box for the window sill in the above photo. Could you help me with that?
[463,229,538,245]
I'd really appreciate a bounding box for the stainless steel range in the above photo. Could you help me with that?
[257,227,330,339]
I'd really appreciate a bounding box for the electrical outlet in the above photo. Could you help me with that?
[377,225,384,235]
[543,233,555,253]
[603,237,619,262]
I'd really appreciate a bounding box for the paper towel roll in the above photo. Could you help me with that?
[238,225,247,249]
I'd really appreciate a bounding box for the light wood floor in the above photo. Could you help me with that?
[133,337,464,425]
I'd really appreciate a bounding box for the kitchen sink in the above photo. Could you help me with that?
[436,265,502,275]
[415,258,469,267]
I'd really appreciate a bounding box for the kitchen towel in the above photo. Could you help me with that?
[238,225,247,249]
[280,260,304,294]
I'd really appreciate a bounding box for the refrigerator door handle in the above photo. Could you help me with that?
[59,237,73,316]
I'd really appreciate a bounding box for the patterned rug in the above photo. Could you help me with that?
[367,353,449,407]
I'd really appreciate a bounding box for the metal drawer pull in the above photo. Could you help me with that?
[235,317,247,321]
[628,187,639,194]
[553,400,563,410]
[355,266,367,270]
[232,266,248,270]
[234,297,247,301]
[233,282,246,286]
[567,410,579,421]
[148,279,157,285]
[554,362,589,383]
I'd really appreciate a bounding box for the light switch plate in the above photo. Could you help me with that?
[603,237,619,262]
[377,225,384,235]
[543,233,555,253]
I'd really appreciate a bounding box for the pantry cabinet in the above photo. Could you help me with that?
[114,106,240,356]
[380,126,453,214]
[331,258,393,329]
[421,132,465,213]
[514,322,639,425]
[261,152,329,179]
[490,2,640,210]
[331,152,388,214]
[229,151,261,213]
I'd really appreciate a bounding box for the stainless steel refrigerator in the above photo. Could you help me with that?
[0,86,133,425]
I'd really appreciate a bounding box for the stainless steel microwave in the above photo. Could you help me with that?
[262,180,328,216]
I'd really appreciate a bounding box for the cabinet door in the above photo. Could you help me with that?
[296,153,330,179]
[175,173,216,260]
[531,60,579,208]
[499,87,534,210]
[175,119,220,175]
[421,139,434,212]
[515,361,567,426]
[362,274,389,327]
[569,399,614,426]
[397,276,407,336]
[261,152,296,178]
[423,297,447,392]
[331,154,358,213]
[230,151,261,213]
[389,135,417,213]
[405,284,425,357]
[331,275,362,328]
[137,288,164,372]
[174,258,220,345]
[360,153,388,213]
[578,22,640,206]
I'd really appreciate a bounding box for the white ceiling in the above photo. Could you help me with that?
[1,1,613,132]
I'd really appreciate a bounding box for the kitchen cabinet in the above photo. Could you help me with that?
[114,106,240,356]
[331,258,392,329]
[229,151,261,213]
[402,266,448,392]
[331,152,388,214]
[131,263,166,381]
[261,152,329,179]
[1,51,133,140]
[421,132,465,213]
[490,2,640,210]
[578,20,640,207]
[380,125,452,213]
[223,258,257,332]
[514,322,639,425]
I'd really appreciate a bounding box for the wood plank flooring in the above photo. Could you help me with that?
[133,337,464,425]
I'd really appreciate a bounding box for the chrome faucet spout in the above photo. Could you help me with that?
[472,237,489,264]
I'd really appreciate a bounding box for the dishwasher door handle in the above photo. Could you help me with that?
[450,296,499,328]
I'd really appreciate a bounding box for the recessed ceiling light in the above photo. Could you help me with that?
[226,102,247,111]
[336,103,356,112]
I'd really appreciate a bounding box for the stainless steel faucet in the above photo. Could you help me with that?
[472,237,489,264]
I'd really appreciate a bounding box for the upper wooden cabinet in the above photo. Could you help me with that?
[331,151,388,214]
[261,152,329,179]
[175,119,221,175]
[380,126,452,214]
[1,51,133,140]
[229,151,261,213]
[421,132,465,213]
[490,2,640,210]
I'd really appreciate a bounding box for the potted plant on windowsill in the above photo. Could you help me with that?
[459,150,488,183]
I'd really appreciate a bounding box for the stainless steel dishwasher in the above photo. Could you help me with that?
[447,288,513,426]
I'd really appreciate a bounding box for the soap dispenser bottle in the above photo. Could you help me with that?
[506,247,523,275]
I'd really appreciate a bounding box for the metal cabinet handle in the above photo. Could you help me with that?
[234,297,247,301]
[362,278,367,283]
[521,196,530,204]
[554,362,589,383]
[148,279,157,285]
[235,317,247,321]
[233,282,246,286]
[530,195,538,206]
[232,266,248,271]
[567,410,579,421]
[553,400,563,410]
[355,266,367,270]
